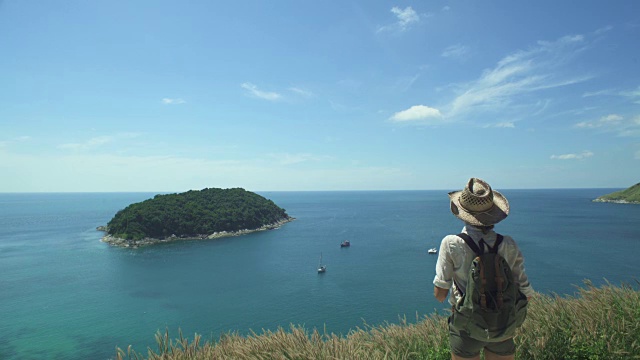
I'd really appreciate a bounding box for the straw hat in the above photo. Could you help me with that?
[448,178,509,226]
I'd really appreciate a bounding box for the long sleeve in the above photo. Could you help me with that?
[433,237,454,290]
[504,239,535,298]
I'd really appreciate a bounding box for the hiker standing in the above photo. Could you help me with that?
[433,178,534,360]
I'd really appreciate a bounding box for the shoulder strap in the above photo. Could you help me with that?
[481,234,504,254]
[458,233,504,255]
[457,233,483,256]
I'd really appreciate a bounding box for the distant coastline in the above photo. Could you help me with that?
[592,198,640,205]
[592,182,640,205]
[97,217,294,248]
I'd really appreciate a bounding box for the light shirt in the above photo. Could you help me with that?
[433,225,535,306]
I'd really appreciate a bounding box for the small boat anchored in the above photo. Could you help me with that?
[428,247,437,254]
[340,240,350,247]
[317,252,326,273]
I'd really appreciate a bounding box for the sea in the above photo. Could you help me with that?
[0,189,638,360]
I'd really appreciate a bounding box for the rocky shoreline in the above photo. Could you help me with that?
[592,198,640,204]
[98,217,295,248]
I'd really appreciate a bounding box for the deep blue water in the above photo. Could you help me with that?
[0,189,638,359]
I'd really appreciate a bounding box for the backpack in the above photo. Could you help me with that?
[450,233,528,342]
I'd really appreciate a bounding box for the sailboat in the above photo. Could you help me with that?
[317,252,326,273]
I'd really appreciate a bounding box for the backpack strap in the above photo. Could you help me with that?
[457,233,483,256]
[479,234,504,254]
[491,234,505,308]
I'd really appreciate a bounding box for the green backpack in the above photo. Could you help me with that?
[451,233,528,342]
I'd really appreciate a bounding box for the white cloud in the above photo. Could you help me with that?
[162,98,186,105]
[393,74,421,92]
[620,86,640,102]
[582,89,615,97]
[392,6,419,29]
[58,136,113,151]
[576,114,640,137]
[575,114,623,129]
[550,150,594,160]
[601,114,624,123]
[442,44,469,59]
[594,25,613,35]
[448,34,592,118]
[377,6,420,33]
[288,87,314,97]
[267,152,330,165]
[389,105,442,122]
[58,133,141,151]
[241,83,282,101]
[484,122,515,128]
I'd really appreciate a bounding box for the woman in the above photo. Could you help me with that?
[433,178,535,360]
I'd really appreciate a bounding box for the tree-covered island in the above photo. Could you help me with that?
[98,188,294,248]
[593,182,640,204]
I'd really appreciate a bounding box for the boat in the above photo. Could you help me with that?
[428,247,437,254]
[317,252,326,273]
[340,240,350,247]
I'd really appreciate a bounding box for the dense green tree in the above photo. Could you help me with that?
[106,188,291,240]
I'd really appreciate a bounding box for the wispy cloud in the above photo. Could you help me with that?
[58,133,140,151]
[288,87,314,98]
[550,150,594,160]
[582,89,615,97]
[241,83,282,101]
[483,121,515,128]
[0,136,31,149]
[620,86,640,104]
[377,6,421,33]
[393,74,421,92]
[267,152,330,165]
[575,113,640,137]
[162,98,186,105]
[575,114,623,129]
[389,105,442,123]
[58,136,113,151]
[448,34,592,118]
[441,44,470,59]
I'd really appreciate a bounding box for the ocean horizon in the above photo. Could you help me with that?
[1,188,638,359]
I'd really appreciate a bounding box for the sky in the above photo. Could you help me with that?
[1,0,639,192]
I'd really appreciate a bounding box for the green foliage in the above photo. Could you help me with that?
[115,281,640,360]
[106,188,290,240]
[596,182,640,203]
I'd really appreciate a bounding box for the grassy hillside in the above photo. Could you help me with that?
[116,281,640,360]
[595,182,640,203]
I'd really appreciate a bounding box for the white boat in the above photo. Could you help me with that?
[317,252,326,273]
[428,247,437,254]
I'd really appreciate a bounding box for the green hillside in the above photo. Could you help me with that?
[105,188,291,241]
[594,182,640,204]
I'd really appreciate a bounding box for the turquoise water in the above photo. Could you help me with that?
[0,189,638,359]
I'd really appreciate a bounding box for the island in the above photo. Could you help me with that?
[98,187,294,248]
[593,182,640,204]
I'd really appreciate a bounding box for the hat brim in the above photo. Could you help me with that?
[448,190,510,226]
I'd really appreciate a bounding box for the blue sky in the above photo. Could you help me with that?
[1,1,639,192]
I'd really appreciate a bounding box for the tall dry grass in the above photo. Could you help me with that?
[116,281,639,360]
